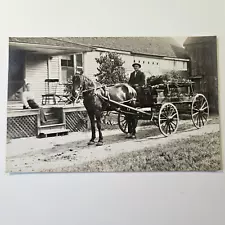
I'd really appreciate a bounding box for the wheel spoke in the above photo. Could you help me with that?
[171,121,177,128]
[168,106,175,116]
[201,106,208,111]
[202,113,208,121]
[121,120,127,124]
[161,113,167,119]
[168,123,171,134]
[171,113,178,118]
[162,108,169,117]
[195,114,199,126]
[124,123,128,131]
[200,115,204,126]
[169,123,175,132]
[198,114,201,127]
[160,120,167,125]
[192,111,199,117]
[193,107,199,112]
[200,101,207,109]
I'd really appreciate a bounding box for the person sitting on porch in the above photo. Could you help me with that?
[22,83,47,124]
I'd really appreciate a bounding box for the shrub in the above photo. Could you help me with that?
[95,52,128,85]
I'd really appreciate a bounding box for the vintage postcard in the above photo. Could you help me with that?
[6,36,221,173]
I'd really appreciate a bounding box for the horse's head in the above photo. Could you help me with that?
[72,75,83,98]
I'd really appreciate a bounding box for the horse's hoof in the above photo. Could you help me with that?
[88,141,95,145]
[96,141,103,146]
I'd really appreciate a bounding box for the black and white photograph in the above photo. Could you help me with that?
[6,36,221,173]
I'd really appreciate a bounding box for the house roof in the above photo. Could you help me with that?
[9,37,189,59]
[9,37,92,48]
[9,37,94,55]
[183,36,217,45]
[54,37,189,59]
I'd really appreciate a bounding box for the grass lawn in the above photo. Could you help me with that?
[70,131,222,172]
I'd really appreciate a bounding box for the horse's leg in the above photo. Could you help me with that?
[131,116,138,138]
[95,111,103,146]
[125,114,132,138]
[88,112,96,145]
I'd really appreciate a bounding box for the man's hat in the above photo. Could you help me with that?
[132,63,141,68]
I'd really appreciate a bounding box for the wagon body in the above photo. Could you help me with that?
[110,80,209,137]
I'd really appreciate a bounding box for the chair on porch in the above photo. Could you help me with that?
[56,83,82,106]
[42,78,59,105]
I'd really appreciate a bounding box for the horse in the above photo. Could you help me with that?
[72,74,138,146]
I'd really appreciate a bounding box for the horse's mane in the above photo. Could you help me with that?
[78,74,102,88]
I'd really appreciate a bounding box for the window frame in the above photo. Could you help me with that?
[59,54,75,85]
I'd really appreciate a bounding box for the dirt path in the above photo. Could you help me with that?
[6,121,220,173]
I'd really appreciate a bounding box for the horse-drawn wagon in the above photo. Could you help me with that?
[72,74,209,146]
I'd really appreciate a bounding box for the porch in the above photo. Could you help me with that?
[7,104,88,139]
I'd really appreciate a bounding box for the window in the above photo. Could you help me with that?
[133,60,136,63]
[75,53,84,73]
[143,61,145,64]
[60,55,74,84]
[152,62,154,65]
[148,62,150,64]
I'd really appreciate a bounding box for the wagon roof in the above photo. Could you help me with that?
[9,37,189,59]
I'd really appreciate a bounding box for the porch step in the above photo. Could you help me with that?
[38,123,69,138]
[39,123,66,129]
[45,118,60,125]
[38,128,70,138]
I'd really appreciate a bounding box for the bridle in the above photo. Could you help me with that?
[74,75,104,95]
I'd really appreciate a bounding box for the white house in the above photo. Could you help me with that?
[8,37,190,106]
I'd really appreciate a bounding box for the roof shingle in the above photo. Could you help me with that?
[9,37,189,59]
[55,37,189,58]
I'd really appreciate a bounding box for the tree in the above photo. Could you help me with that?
[95,52,128,85]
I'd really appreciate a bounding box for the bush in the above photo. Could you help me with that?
[95,52,128,85]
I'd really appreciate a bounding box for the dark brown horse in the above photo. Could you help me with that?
[72,75,137,146]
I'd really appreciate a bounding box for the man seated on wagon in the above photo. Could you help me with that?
[128,62,146,105]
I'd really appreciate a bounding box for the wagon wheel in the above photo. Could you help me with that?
[102,111,114,125]
[158,103,179,137]
[117,112,129,133]
[191,94,209,129]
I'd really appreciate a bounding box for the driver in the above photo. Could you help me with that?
[128,62,146,103]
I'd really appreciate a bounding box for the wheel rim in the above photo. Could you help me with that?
[158,103,179,137]
[118,112,128,133]
[191,94,209,129]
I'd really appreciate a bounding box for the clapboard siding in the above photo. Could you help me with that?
[25,53,48,104]
[49,56,65,95]
[49,56,60,79]
[83,51,99,81]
